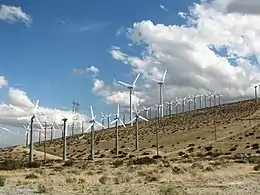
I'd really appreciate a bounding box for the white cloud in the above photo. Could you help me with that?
[0,82,90,147]
[211,0,260,15]
[0,4,32,26]
[91,0,260,108]
[160,4,168,12]
[72,65,99,77]
[0,76,7,88]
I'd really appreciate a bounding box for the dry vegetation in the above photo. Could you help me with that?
[0,99,260,194]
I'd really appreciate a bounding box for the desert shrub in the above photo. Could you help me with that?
[129,154,135,159]
[63,160,74,167]
[128,157,157,165]
[0,159,25,170]
[204,145,213,152]
[113,159,124,168]
[0,175,6,187]
[253,164,260,171]
[25,173,39,179]
[38,184,46,193]
[100,154,105,158]
[99,175,109,184]
[159,186,179,195]
[27,161,41,168]
[153,155,162,159]
[252,143,259,150]
[145,175,158,182]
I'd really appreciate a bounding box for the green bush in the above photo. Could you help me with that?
[0,175,6,187]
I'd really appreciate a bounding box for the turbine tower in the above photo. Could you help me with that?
[111,105,126,155]
[153,70,167,118]
[86,106,104,160]
[175,97,181,114]
[129,105,148,150]
[166,101,173,116]
[118,73,140,126]
[187,94,193,112]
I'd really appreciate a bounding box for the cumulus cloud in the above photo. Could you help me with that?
[211,0,260,15]
[0,84,90,147]
[0,4,32,26]
[72,65,99,77]
[91,0,260,109]
[0,76,7,88]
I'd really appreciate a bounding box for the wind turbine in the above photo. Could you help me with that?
[129,105,148,150]
[216,92,223,105]
[155,104,162,121]
[111,105,126,155]
[208,92,214,107]
[175,97,181,114]
[117,73,140,126]
[187,94,193,112]
[101,112,106,129]
[166,101,173,116]
[86,106,104,160]
[203,93,208,108]
[153,70,167,118]
[199,94,203,109]
[254,85,258,101]
[17,100,45,133]
[179,97,186,113]
[106,113,112,129]
[22,123,30,147]
[142,106,151,120]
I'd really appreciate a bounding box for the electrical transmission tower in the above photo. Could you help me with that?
[71,100,80,137]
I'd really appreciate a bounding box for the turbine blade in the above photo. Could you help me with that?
[35,117,45,132]
[86,123,93,132]
[34,100,39,114]
[132,73,140,86]
[139,115,148,122]
[117,104,120,117]
[162,69,167,82]
[119,119,126,128]
[111,118,118,125]
[152,78,161,83]
[118,81,131,88]
[128,118,136,124]
[0,126,11,132]
[95,121,104,128]
[90,106,94,119]
[17,116,31,121]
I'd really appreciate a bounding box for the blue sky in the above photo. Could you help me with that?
[0,0,201,114]
[0,0,198,115]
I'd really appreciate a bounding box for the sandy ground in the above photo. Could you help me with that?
[0,158,259,195]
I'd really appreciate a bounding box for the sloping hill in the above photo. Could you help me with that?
[29,98,260,161]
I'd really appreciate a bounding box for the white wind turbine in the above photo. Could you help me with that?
[22,123,30,147]
[129,105,148,150]
[203,93,208,108]
[117,73,140,126]
[179,97,186,113]
[166,101,174,116]
[175,97,181,114]
[187,94,193,112]
[101,112,106,129]
[17,100,46,134]
[155,104,162,121]
[106,113,112,129]
[86,106,104,160]
[194,95,200,110]
[111,104,126,155]
[207,91,214,107]
[198,94,203,109]
[153,70,167,118]
[216,92,223,105]
[142,106,151,120]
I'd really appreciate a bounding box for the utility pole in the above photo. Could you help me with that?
[44,121,47,162]
[62,118,68,162]
[29,116,35,163]
[71,100,76,137]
